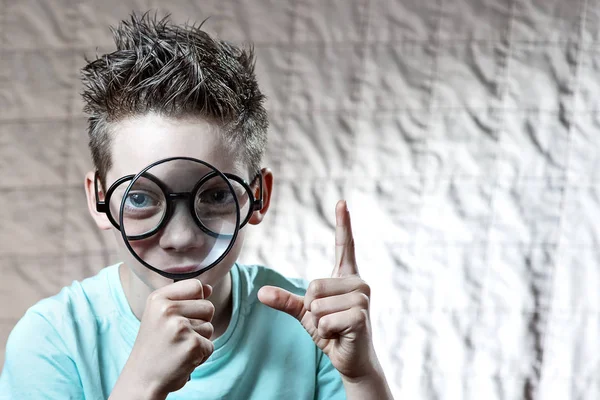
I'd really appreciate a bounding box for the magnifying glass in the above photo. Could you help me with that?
[95,156,243,382]
[115,156,242,281]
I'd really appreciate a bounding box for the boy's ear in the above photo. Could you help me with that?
[248,168,274,225]
[84,170,112,231]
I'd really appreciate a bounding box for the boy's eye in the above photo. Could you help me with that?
[124,191,162,210]
[128,193,151,207]
[198,189,235,205]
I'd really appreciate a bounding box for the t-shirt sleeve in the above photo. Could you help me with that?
[0,310,83,399]
[314,350,346,400]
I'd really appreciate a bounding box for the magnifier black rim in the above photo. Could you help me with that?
[118,156,241,280]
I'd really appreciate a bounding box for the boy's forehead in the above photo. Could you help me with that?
[108,113,244,179]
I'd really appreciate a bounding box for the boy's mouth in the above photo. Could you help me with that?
[162,264,202,274]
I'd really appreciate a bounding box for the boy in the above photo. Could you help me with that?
[0,13,393,400]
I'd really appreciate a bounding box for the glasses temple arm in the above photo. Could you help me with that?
[94,171,107,213]
[253,171,264,211]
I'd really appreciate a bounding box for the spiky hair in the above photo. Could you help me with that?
[80,12,268,187]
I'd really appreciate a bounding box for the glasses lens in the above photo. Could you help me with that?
[194,175,247,236]
[230,178,252,224]
[117,176,167,238]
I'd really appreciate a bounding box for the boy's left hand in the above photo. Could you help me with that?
[258,200,377,380]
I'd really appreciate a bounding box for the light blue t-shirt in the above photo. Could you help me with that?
[0,263,346,399]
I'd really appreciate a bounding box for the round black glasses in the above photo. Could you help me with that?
[94,169,264,240]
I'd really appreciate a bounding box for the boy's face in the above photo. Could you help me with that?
[87,112,259,291]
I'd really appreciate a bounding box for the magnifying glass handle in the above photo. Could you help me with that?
[173,279,193,382]
[176,276,198,378]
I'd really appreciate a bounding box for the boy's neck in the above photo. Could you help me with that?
[119,264,233,340]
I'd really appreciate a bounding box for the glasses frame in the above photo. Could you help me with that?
[94,169,264,240]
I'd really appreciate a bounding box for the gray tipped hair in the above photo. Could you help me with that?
[81,12,268,187]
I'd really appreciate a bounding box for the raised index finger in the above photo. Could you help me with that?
[333,200,358,277]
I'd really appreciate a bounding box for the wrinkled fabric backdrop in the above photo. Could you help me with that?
[1,0,599,399]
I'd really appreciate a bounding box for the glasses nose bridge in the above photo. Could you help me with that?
[168,191,192,201]
[166,191,195,220]
[164,191,197,231]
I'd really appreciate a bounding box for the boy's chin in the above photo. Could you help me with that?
[116,236,245,290]
[121,261,172,291]
[123,257,234,291]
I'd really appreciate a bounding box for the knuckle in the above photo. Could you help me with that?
[310,299,322,316]
[356,292,370,309]
[308,279,325,297]
[317,316,332,337]
[189,335,214,359]
[356,308,369,327]
[147,292,162,305]
[357,280,371,297]
[318,315,330,331]
[189,335,203,353]
[198,337,214,359]
[204,301,215,321]
[160,302,178,317]
[174,317,189,334]
[204,322,214,338]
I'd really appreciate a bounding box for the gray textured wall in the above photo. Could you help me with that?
[1,0,599,399]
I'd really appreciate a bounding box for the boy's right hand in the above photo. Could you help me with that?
[110,279,215,400]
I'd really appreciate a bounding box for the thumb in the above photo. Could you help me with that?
[258,286,305,321]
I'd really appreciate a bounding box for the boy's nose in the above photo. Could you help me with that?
[158,203,205,252]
